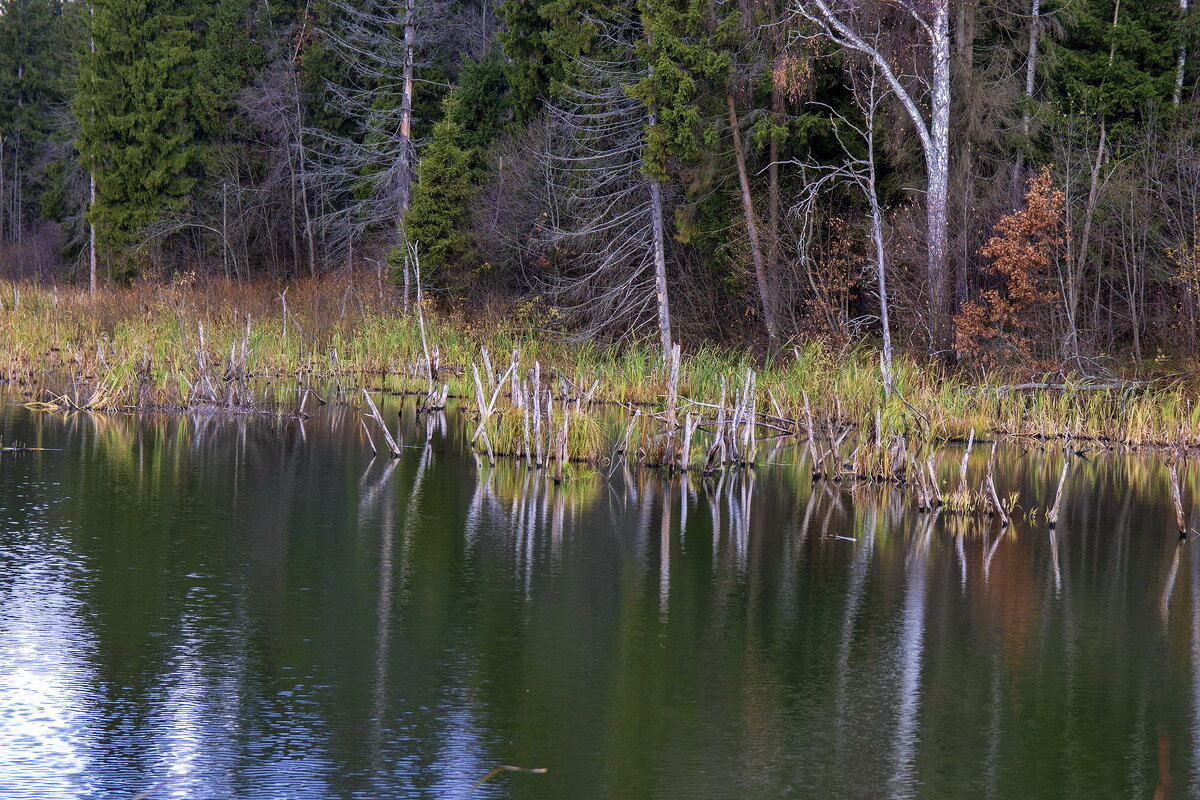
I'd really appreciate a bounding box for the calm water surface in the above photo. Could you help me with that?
[0,395,1198,798]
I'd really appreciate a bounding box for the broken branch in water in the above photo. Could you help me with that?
[361,389,401,457]
[470,765,548,793]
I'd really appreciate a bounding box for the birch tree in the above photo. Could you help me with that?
[794,0,952,351]
[792,70,894,392]
[1175,0,1190,105]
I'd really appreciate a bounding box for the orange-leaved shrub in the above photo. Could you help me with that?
[955,166,1065,368]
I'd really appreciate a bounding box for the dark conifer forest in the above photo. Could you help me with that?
[1,0,1198,363]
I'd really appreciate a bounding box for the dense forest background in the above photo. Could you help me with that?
[0,0,1197,365]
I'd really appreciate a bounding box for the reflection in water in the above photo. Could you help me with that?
[1193,547,1200,797]
[2,400,1200,798]
[889,513,932,800]
[0,556,96,798]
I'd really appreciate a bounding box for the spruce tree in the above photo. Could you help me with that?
[447,50,509,169]
[0,0,64,242]
[401,103,472,276]
[1053,0,1180,123]
[75,0,198,256]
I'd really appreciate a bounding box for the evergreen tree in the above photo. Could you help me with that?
[1053,0,1180,123]
[393,54,507,279]
[498,0,617,123]
[401,101,472,276]
[0,0,64,243]
[188,0,261,147]
[76,0,198,255]
[447,50,509,168]
[633,0,730,179]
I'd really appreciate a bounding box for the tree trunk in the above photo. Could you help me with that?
[866,109,893,394]
[292,82,317,277]
[928,0,952,352]
[649,176,672,355]
[1176,0,1190,104]
[797,0,953,355]
[726,94,778,343]
[0,135,6,242]
[89,171,97,297]
[1023,0,1041,133]
[768,72,782,273]
[1067,119,1107,362]
[953,0,975,311]
[395,0,415,226]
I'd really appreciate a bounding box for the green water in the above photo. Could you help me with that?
[0,396,1197,798]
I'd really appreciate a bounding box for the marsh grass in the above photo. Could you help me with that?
[5,276,1200,452]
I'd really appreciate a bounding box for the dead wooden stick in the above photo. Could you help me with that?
[1168,461,1187,535]
[957,428,975,495]
[985,440,1008,527]
[1047,453,1070,528]
[361,389,401,457]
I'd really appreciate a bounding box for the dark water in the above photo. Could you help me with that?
[1,396,1199,799]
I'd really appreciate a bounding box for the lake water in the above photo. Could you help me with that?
[1,395,1198,798]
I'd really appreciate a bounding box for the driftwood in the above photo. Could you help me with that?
[361,389,401,457]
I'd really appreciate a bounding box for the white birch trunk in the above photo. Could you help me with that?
[399,0,415,219]
[797,0,952,350]
[89,172,97,296]
[867,117,893,395]
[927,0,952,348]
[1176,0,1190,104]
[1022,0,1041,133]
[649,175,672,355]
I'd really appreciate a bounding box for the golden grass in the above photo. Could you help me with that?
[3,275,1200,451]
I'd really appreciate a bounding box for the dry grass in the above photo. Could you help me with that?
[4,275,1200,451]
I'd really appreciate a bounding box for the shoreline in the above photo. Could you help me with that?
[3,275,1199,455]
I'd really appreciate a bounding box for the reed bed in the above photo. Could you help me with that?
[7,276,1200,493]
[0,280,1189,441]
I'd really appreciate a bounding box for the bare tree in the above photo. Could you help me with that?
[794,0,951,351]
[792,69,895,393]
[313,0,466,255]
[727,94,778,344]
[536,36,673,352]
